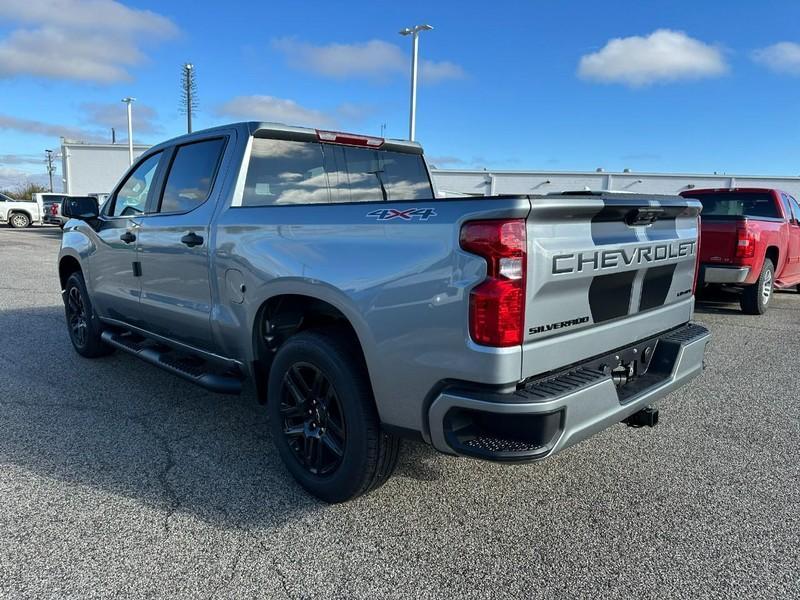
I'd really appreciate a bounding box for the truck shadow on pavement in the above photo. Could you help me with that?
[0,305,443,531]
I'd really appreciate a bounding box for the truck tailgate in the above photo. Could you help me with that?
[521,194,701,379]
[698,218,741,264]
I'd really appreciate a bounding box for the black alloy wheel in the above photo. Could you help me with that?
[280,362,346,477]
[67,285,89,349]
[63,271,114,358]
[266,328,400,502]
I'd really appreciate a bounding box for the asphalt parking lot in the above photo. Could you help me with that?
[0,227,797,599]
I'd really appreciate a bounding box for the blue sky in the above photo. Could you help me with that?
[3,0,800,190]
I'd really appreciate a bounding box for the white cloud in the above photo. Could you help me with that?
[0,0,176,36]
[0,154,41,166]
[80,102,161,134]
[215,96,372,129]
[752,42,800,75]
[426,156,467,167]
[578,29,728,87]
[0,167,54,192]
[0,113,103,142]
[0,0,178,83]
[272,38,465,84]
[420,60,466,83]
[216,96,335,127]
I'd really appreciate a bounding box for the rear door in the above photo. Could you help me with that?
[135,135,230,351]
[522,194,701,377]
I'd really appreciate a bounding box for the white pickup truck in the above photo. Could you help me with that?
[0,193,43,228]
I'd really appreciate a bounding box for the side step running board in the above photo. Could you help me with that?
[101,330,243,395]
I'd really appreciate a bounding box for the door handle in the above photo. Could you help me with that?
[181,232,204,247]
[120,231,136,244]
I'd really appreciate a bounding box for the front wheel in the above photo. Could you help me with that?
[64,272,114,358]
[740,258,774,315]
[9,212,30,228]
[267,329,400,503]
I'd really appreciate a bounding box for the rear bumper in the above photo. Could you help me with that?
[702,265,750,284]
[427,323,710,462]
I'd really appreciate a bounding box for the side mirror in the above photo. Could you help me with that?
[62,197,99,220]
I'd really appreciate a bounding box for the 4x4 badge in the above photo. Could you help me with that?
[366,208,437,221]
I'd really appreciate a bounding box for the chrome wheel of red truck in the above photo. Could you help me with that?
[762,269,773,304]
[741,259,774,315]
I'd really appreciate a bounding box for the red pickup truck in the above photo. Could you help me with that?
[679,188,800,314]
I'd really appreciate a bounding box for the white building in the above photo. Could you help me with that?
[61,140,149,196]
[432,168,800,198]
[59,140,800,200]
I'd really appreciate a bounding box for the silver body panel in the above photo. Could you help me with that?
[60,121,707,445]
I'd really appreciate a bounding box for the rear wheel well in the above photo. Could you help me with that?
[765,246,779,268]
[59,256,82,290]
[8,210,32,221]
[252,294,368,404]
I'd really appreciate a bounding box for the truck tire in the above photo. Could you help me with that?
[740,258,774,315]
[63,272,114,358]
[267,329,400,503]
[9,212,30,228]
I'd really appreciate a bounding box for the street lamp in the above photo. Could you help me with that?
[121,97,136,166]
[399,24,433,141]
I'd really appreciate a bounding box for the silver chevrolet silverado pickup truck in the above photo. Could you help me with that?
[58,122,710,502]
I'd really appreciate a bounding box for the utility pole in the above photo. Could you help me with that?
[399,24,433,141]
[45,149,55,192]
[181,63,197,134]
[121,97,135,166]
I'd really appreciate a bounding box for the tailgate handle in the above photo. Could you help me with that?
[625,207,663,227]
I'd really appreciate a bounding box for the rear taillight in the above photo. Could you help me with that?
[460,219,526,347]
[736,227,756,258]
[316,130,384,147]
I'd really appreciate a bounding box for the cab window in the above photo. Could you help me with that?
[108,152,162,217]
[158,138,226,214]
[789,197,800,223]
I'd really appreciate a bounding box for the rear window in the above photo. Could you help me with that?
[241,138,432,207]
[694,192,781,219]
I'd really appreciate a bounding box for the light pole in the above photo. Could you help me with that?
[45,149,55,192]
[399,24,433,142]
[121,97,136,165]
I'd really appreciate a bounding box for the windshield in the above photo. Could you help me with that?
[694,192,781,219]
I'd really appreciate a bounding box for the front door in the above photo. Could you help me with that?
[90,151,164,326]
[135,136,229,351]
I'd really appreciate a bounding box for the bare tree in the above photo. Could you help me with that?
[180,63,198,133]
